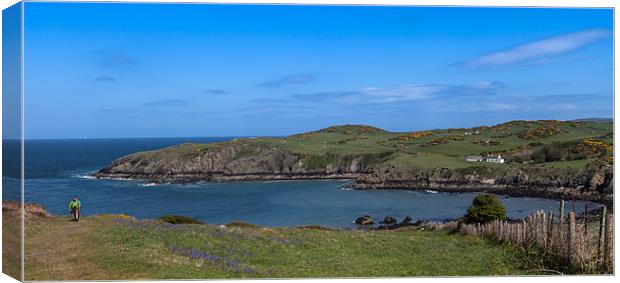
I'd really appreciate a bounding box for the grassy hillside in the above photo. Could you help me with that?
[208,120,612,170]
[16,212,552,280]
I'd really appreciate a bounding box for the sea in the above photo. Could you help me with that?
[2,138,597,228]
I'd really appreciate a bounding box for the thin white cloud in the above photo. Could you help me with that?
[289,81,504,104]
[458,29,610,68]
[484,102,516,111]
[359,84,449,103]
[460,93,606,113]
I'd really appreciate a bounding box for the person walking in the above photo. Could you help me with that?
[69,196,81,221]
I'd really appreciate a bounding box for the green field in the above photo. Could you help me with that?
[14,212,555,280]
[248,120,612,170]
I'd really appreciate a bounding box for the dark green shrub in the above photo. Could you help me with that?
[158,215,204,224]
[464,194,506,223]
[543,146,563,162]
[512,156,523,163]
[303,153,339,170]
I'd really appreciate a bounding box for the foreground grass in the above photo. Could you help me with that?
[2,211,21,280]
[17,214,552,280]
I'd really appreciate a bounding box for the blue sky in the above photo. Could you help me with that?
[21,3,613,138]
[2,2,22,140]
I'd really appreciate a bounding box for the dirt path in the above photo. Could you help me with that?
[24,216,111,280]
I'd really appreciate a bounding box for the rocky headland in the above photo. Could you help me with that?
[95,121,614,207]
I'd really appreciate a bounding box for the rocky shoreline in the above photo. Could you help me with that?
[95,171,613,209]
[351,181,613,208]
[95,172,363,183]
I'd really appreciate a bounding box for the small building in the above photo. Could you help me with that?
[485,154,505,163]
[465,155,484,162]
[466,154,505,163]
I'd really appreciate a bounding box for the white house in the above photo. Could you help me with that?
[465,154,505,163]
[485,154,505,163]
[465,155,484,162]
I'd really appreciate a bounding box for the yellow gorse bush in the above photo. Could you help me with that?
[518,121,563,140]
[578,138,613,155]
[392,131,433,141]
[99,213,135,220]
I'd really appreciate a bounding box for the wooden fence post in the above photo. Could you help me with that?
[532,212,537,244]
[603,213,613,272]
[517,222,523,244]
[499,221,504,241]
[536,210,541,246]
[547,210,554,248]
[515,223,519,243]
[541,211,547,248]
[523,221,527,245]
[584,203,588,239]
[568,212,576,267]
[596,206,606,268]
[560,199,565,222]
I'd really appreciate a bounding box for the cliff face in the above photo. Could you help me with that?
[353,161,613,205]
[96,143,377,182]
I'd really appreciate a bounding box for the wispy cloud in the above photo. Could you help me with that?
[98,50,139,67]
[259,74,316,88]
[249,81,610,116]
[462,93,608,113]
[484,102,516,111]
[456,29,610,68]
[143,99,189,108]
[204,89,229,96]
[93,75,116,82]
[291,81,504,104]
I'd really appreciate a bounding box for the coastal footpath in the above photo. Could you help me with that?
[95,120,613,206]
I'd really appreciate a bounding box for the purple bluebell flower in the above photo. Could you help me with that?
[168,245,254,273]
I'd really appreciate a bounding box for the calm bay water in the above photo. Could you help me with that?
[2,138,596,228]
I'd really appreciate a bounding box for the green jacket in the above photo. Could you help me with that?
[69,200,81,210]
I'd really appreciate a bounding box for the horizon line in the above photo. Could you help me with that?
[5,117,613,141]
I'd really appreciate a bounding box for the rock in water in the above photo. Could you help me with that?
[355,215,374,225]
[380,216,397,225]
